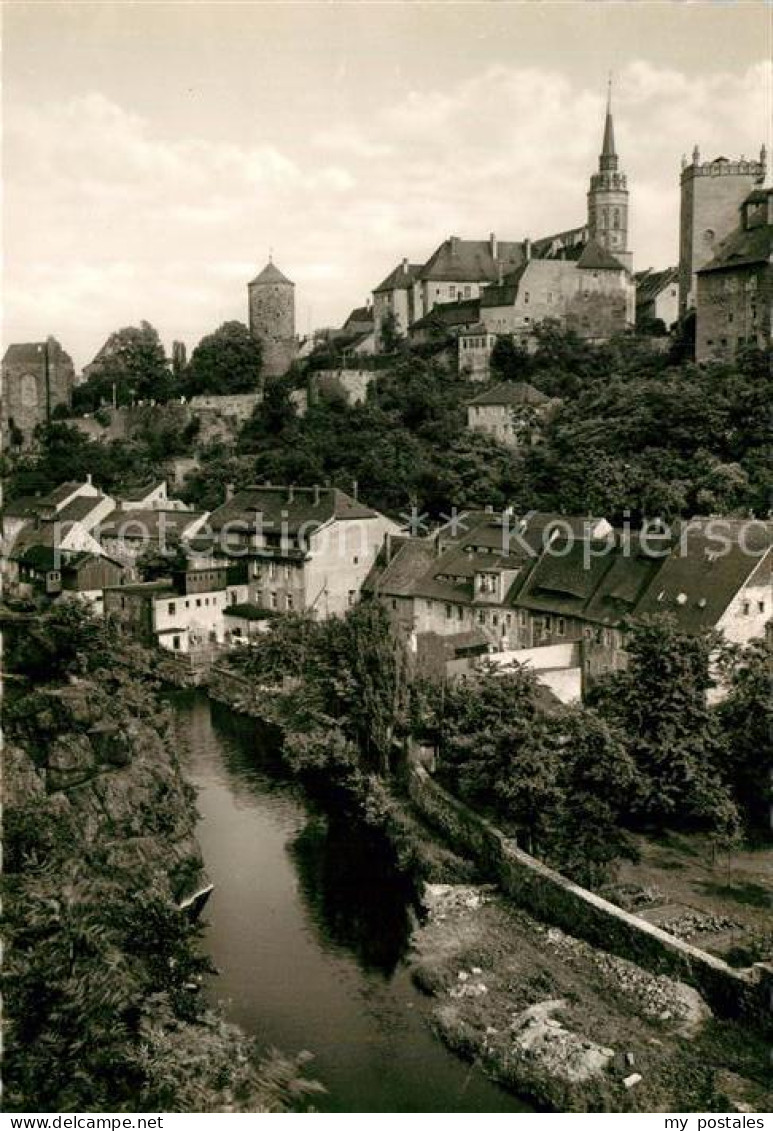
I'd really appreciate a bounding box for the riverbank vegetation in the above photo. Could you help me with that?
[2,602,323,1113]
[224,606,772,889]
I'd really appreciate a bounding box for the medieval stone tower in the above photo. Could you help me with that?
[247,258,296,380]
[587,82,632,273]
[678,145,766,316]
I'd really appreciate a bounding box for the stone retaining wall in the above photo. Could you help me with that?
[407,761,773,1029]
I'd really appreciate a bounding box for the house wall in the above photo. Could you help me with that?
[153,587,231,652]
[458,332,496,380]
[716,566,772,647]
[421,279,482,315]
[249,556,307,613]
[305,515,401,618]
[696,263,771,362]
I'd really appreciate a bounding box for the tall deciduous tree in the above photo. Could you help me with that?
[73,321,174,411]
[184,321,263,396]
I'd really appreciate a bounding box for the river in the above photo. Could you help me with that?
[174,691,528,1113]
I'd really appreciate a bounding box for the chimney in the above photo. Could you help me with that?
[497,263,504,285]
[86,472,93,486]
[351,479,358,501]
[313,484,321,505]
[288,484,295,503]
[449,235,460,256]
[402,257,409,275]
[489,232,497,259]
[225,482,235,502]
[524,238,532,261]
[384,531,392,564]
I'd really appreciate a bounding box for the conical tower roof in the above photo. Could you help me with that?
[249,258,293,287]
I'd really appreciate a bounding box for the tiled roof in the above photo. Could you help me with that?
[634,534,772,633]
[410,299,481,331]
[698,223,773,274]
[249,260,293,286]
[206,485,378,537]
[99,508,205,542]
[514,536,618,617]
[635,266,679,304]
[57,495,111,524]
[419,238,526,283]
[577,239,626,272]
[46,482,85,507]
[362,538,438,597]
[343,306,374,328]
[373,262,424,293]
[467,382,551,408]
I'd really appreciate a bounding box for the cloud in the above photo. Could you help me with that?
[4,61,770,367]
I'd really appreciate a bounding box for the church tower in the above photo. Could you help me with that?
[587,80,632,273]
[247,257,296,380]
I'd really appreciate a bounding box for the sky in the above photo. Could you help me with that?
[3,0,772,370]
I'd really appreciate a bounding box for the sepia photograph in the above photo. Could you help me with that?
[1,0,772,1119]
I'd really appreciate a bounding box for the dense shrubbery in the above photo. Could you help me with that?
[2,604,322,1113]
[233,607,771,889]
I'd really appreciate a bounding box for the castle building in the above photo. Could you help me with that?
[371,81,633,353]
[678,146,766,317]
[586,83,632,273]
[247,258,297,380]
[1,338,75,448]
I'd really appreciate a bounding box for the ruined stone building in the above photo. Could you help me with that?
[1,338,75,448]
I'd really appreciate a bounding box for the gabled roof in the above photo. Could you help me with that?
[531,226,588,259]
[343,305,374,329]
[514,536,618,617]
[419,238,526,283]
[467,382,551,408]
[57,494,111,524]
[362,538,438,597]
[206,485,378,537]
[635,266,679,304]
[577,239,626,272]
[99,508,205,542]
[373,262,424,293]
[634,533,772,633]
[249,260,293,286]
[698,223,773,274]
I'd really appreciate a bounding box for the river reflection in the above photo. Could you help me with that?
[174,692,529,1113]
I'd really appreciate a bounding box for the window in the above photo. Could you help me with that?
[613,208,620,230]
[492,613,498,626]
[196,598,202,607]
[742,600,750,615]
[478,610,485,624]
[524,291,530,305]
[270,591,278,609]
[173,635,181,651]
[450,285,456,299]
[758,601,765,613]
[727,313,734,324]
[286,593,294,610]
[353,555,359,565]
[185,600,190,609]
[445,604,453,620]
[557,617,566,637]
[426,600,433,611]
[268,562,276,580]
[457,607,463,621]
[464,286,471,298]
[392,598,398,610]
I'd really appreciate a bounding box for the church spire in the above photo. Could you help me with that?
[602,74,616,158]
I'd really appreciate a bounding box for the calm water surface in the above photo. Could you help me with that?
[174,691,528,1113]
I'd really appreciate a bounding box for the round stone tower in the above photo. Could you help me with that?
[247,258,296,379]
[587,81,632,273]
